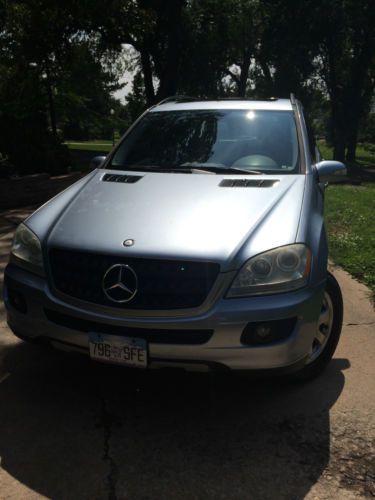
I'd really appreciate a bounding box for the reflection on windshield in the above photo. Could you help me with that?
[111,109,299,174]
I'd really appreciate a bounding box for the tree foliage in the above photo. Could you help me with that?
[0,0,124,174]
[1,0,374,174]
[98,0,375,166]
[316,0,375,161]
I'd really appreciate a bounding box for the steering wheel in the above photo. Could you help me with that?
[232,155,279,169]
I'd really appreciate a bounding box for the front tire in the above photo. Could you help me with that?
[291,272,343,381]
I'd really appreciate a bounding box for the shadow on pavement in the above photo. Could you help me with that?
[0,342,349,499]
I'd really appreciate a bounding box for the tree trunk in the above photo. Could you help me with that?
[238,50,251,97]
[155,0,185,100]
[346,129,358,162]
[333,140,346,162]
[329,88,348,163]
[44,61,57,140]
[140,49,155,105]
[258,58,274,95]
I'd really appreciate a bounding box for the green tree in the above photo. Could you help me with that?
[317,0,375,163]
[98,0,187,105]
[0,0,124,173]
[56,40,124,140]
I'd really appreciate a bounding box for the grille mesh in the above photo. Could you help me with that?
[48,248,220,310]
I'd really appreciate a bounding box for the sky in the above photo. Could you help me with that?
[112,45,136,103]
[113,72,134,103]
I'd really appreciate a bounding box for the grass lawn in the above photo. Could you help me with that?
[65,140,113,153]
[325,183,375,296]
[317,140,375,168]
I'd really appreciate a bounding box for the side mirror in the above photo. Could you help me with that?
[315,160,346,184]
[89,156,106,170]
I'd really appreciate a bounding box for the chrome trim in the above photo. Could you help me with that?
[102,264,138,303]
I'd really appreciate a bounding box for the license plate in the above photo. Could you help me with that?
[89,333,147,368]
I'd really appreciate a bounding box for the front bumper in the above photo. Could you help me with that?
[3,263,325,372]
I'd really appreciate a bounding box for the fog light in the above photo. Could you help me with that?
[255,323,272,338]
[240,317,297,346]
[8,288,27,314]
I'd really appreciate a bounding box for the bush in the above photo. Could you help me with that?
[0,115,71,176]
[0,152,17,178]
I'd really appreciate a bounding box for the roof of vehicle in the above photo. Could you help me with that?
[151,97,293,112]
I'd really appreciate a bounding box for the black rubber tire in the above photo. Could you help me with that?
[10,329,37,344]
[290,272,344,382]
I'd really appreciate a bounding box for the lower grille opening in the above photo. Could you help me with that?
[44,309,213,345]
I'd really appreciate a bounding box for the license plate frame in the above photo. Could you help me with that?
[88,332,148,368]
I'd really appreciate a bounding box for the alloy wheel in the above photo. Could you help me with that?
[307,292,334,364]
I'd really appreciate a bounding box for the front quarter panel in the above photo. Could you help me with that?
[229,176,306,269]
[24,169,99,241]
[296,172,327,286]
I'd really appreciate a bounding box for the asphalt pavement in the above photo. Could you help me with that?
[0,208,374,499]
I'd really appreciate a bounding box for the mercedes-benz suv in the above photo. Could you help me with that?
[3,96,345,379]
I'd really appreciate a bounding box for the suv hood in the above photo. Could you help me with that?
[44,170,305,270]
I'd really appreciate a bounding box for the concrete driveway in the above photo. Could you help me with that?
[0,208,374,499]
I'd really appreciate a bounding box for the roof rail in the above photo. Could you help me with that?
[156,95,200,105]
[156,95,281,105]
[203,97,279,101]
[290,93,296,105]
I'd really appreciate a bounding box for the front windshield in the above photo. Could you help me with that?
[110,109,300,174]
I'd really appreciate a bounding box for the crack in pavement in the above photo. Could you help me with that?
[97,397,119,500]
[0,372,10,384]
[344,322,375,326]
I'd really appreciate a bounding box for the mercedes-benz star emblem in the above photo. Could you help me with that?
[102,264,138,303]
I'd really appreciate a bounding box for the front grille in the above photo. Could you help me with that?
[44,309,213,345]
[48,248,220,310]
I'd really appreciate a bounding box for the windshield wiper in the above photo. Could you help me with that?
[179,163,265,175]
[110,163,265,175]
[110,164,195,174]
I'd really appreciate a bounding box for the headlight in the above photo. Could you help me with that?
[227,244,311,297]
[11,223,44,273]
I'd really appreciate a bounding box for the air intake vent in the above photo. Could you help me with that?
[44,309,214,345]
[219,179,279,188]
[102,173,142,183]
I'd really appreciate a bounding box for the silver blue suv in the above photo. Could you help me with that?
[3,96,345,379]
